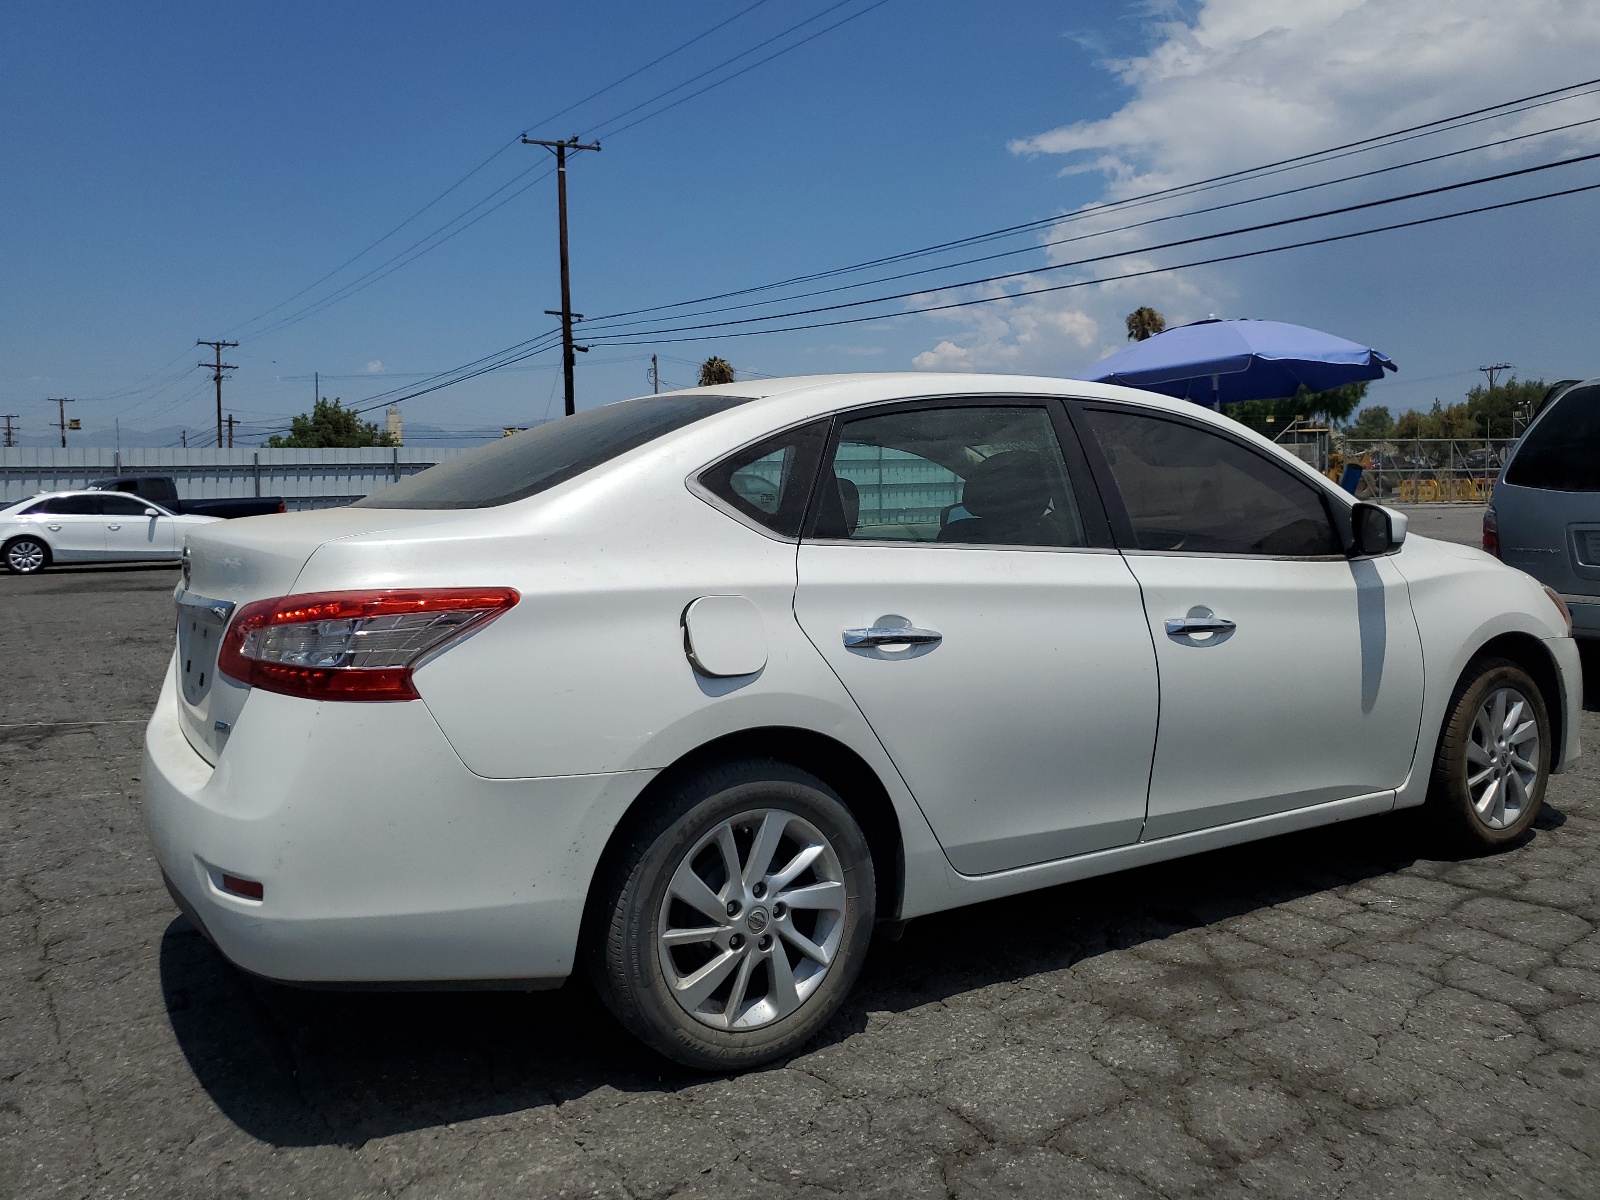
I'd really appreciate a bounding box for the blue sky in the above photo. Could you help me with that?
[3,1,1598,446]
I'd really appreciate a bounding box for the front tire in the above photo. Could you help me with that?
[586,758,875,1070]
[3,536,50,574]
[1427,656,1550,850]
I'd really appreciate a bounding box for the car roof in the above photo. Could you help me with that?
[654,371,1337,476]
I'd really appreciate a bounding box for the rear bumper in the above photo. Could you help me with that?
[1557,593,1600,640]
[142,659,654,984]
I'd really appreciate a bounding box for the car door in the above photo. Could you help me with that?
[792,398,1160,876]
[1073,402,1425,840]
[100,493,174,558]
[22,495,106,560]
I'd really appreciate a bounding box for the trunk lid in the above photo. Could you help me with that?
[175,506,481,764]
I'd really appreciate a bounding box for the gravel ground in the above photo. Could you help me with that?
[2,563,1598,1199]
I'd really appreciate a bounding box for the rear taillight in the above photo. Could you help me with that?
[218,588,518,701]
[275,501,287,514]
[1482,505,1499,557]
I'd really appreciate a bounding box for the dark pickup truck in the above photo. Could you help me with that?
[87,475,287,519]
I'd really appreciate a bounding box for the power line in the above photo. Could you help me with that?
[576,152,1600,342]
[267,171,1600,431]
[579,179,1600,348]
[590,77,1600,323]
[225,1,889,346]
[224,0,782,341]
[579,115,1600,333]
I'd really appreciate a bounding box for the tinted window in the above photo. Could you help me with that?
[698,420,828,538]
[100,495,156,516]
[24,495,101,515]
[811,405,1086,548]
[1505,383,1600,491]
[1083,408,1342,556]
[354,394,753,509]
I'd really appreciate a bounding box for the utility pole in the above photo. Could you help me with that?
[198,339,239,447]
[226,414,238,448]
[49,398,74,448]
[1478,362,1512,392]
[522,134,600,417]
[649,354,660,394]
[181,430,188,448]
[0,414,17,448]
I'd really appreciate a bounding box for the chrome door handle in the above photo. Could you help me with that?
[843,625,942,649]
[1165,616,1236,636]
[107,524,121,530]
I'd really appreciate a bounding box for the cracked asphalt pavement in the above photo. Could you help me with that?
[3,563,1599,1199]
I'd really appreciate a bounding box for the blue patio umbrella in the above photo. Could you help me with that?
[1078,318,1397,407]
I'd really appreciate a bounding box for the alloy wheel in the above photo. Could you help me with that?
[6,539,46,573]
[656,807,847,1030]
[1465,685,1541,829]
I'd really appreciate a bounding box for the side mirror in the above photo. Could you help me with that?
[143,507,161,517]
[1351,502,1406,555]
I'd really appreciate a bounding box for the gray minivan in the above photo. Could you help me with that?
[1487,379,1600,639]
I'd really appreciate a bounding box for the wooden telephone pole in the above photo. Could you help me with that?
[198,340,239,447]
[522,135,600,417]
[49,398,74,448]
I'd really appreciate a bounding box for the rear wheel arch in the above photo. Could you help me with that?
[1468,632,1565,765]
[585,726,905,933]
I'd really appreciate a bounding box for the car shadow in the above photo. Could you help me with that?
[159,805,1523,1148]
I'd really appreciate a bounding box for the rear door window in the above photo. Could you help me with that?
[809,404,1087,548]
[25,495,102,515]
[1505,383,1600,491]
[1080,406,1343,556]
[355,394,753,509]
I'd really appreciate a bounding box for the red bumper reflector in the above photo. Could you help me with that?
[220,873,264,900]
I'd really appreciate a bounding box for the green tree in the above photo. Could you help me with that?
[1394,399,1477,440]
[1344,405,1396,440]
[1124,306,1167,341]
[1464,376,1545,438]
[698,357,736,386]
[1224,381,1368,436]
[265,397,396,448]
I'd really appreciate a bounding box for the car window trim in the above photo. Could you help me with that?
[798,394,1115,550]
[1063,398,1352,560]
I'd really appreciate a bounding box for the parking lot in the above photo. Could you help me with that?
[3,559,1598,1199]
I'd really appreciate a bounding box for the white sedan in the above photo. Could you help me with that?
[1,489,220,573]
[142,374,1582,1069]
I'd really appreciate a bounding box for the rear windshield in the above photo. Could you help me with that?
[1504,383,1600,492]
[354,393,753,509]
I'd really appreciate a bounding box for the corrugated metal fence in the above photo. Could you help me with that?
[0,447,469,509]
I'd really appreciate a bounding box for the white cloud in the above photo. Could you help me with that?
[1011,0,1600,194]
[365,359,384,373]
[910,283,1101,373]
[913,0,1600,375]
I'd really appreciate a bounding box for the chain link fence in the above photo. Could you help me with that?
[1338,438,1516,504]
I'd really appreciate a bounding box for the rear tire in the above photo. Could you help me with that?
[3,536,50,575]
[586,757,875,1070]
[1427,656,1550,851]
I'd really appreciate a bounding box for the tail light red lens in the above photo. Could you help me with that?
[218,588,518,701]
[1482,505,1499,557]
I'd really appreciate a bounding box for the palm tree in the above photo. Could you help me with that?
[698,356,736,386]
[1125,307,1167,342]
